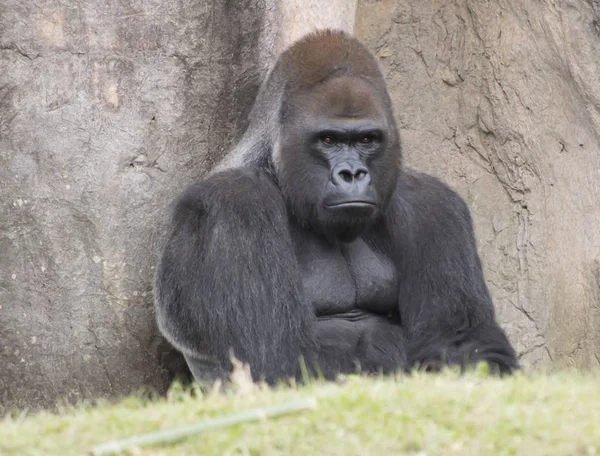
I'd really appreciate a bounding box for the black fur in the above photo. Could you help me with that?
[155,169,316,384]
[154,30,517,386]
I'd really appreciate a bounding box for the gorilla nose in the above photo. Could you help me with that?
[331,163,371,188]
[326,162,377,210]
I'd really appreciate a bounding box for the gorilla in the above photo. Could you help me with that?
[154,30,517,386]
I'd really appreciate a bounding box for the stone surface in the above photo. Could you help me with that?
[356,0,600,370]
[0,0,357,412]
[0,0,269,411]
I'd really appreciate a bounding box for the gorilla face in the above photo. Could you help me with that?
[276,75,399,242]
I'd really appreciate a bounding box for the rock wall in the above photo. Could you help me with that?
[356,0,600,370]
[0,0,356,411]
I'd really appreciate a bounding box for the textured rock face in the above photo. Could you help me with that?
[356,0,600,370]
[0,0,357,411]
[0,0,272,411]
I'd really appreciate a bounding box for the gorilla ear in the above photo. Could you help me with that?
[274,107,288,171]
[279,79,298,126]
[279,98,290,125]
[271,124,283,171]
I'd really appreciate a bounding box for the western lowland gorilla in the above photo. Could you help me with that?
[154,29,518,386]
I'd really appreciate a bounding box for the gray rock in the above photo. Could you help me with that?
[357,0,600,370]
[0,0,270,411]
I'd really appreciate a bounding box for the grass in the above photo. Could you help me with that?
[2,365,600,456]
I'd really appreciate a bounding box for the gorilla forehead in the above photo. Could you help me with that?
[309,76,384,120]
[286,75,387,126]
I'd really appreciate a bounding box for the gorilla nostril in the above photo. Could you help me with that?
[355,170,368,181]
[338,170,354,183]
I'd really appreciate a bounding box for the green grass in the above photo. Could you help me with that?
[2,366,600,456]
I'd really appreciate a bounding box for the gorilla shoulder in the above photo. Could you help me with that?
[171,168,284,221]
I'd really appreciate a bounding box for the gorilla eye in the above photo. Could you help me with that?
[359,135,374,144]
[321,136,335,145]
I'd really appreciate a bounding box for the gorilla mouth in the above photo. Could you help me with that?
[325,201,377,209]
[324,200,378,223]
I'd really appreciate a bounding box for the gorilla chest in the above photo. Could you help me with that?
[294,234,398,316]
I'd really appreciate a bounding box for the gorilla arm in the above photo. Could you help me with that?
[154,168,316,385]
[385,170,518,373]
